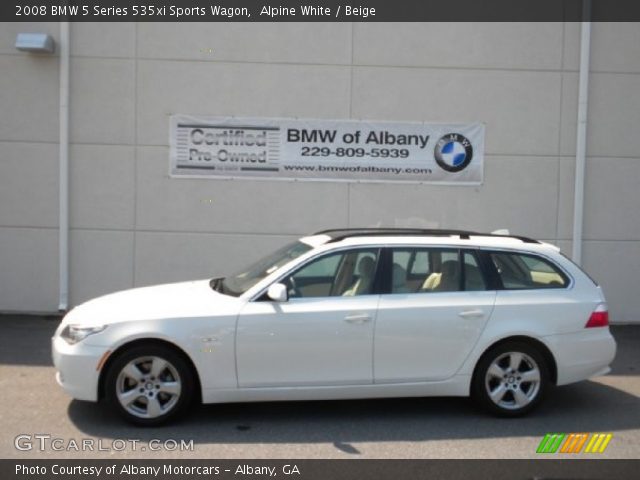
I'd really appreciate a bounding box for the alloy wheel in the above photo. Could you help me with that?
[484,351,541,410]
[115,356,182,419]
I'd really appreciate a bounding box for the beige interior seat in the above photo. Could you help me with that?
[342,256,375,296]
[422,272,442,291]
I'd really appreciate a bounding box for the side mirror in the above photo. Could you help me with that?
[267,283,288,302]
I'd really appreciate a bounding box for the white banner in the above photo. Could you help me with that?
[170,115,484,184]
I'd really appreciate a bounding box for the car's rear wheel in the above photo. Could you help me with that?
[105,344,195,426]
[472,341,549,417]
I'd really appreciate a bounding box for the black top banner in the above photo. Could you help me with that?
[4,0,640,22]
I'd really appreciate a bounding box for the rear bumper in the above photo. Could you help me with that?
[544,328,617,386]
[51,336,106,402]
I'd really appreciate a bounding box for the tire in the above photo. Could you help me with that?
[472,341,549,417]
[104,344,195,426]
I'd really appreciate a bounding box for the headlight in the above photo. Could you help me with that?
[60,324,107,345]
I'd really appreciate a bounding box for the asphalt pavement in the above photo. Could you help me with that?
[0,315,638,459]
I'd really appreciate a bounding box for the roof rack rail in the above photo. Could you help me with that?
[313,228,540,244]
[488,233,540,244]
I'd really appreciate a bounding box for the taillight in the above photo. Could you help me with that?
[586,304,609,328]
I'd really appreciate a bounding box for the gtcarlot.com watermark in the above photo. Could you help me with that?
[14,434,194,453]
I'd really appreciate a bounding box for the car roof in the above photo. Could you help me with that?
[305,228,559,253]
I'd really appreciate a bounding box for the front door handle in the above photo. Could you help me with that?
[344,313,372,324]
[458,309,485,319]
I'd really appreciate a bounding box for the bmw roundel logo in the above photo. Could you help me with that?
[434,133,474,173]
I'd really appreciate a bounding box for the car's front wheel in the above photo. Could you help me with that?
[105,344,195,426]
[472,341,549,417]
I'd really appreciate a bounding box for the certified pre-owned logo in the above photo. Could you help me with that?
[434,133,473,172]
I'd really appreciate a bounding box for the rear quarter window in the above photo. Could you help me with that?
[490,251,569,290]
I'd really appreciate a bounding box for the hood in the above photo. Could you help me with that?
[62,279,242,327]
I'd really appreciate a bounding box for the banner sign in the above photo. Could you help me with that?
[6,1,640,22]
[170,115,484,184]
[5,459,640,480]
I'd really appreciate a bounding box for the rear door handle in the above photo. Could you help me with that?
[344,313,372,324]
[458,309,485,319]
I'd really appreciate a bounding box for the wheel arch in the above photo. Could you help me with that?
[97,337,203,402]
[472,335,558,386]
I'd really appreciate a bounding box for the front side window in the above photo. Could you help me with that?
[490,251,568,289]
[284,249,380,298]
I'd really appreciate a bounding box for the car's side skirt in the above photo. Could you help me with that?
[201,375,471,404]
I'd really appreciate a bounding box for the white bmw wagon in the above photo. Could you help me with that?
[52,229,616,425]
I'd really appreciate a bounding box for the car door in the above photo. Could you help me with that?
[236,248,381,388]
[374,247,496,383]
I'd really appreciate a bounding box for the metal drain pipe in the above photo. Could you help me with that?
[572,2,592,265]
[58,21,70,311]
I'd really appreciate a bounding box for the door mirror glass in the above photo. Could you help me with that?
[267,283,288,302]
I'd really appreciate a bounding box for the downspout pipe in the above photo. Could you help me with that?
[58,21,70,311]
[572,1,592,265]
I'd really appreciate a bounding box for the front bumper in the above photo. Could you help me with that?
[51,336,108,402]
[545,328,617,386]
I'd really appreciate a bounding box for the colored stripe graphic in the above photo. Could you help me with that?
[560,433,589,453]
[536,434,552,453]
[573,433,589,453]
[536,433,565,453]
[584,433,613,453]
[538,433,613,454]
[561,434,576,453]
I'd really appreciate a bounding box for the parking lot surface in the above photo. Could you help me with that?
[1,315,638,459]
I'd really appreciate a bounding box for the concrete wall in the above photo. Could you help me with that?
[0,22,639,323]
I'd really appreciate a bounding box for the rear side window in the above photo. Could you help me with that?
[389,248,487,293]
[490,252,568,289]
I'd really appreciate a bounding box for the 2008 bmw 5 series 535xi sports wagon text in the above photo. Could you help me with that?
[52,228,616,425]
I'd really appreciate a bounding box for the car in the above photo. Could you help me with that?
[52,228,617,425]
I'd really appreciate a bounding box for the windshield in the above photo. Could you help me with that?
[218,241,312,297]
